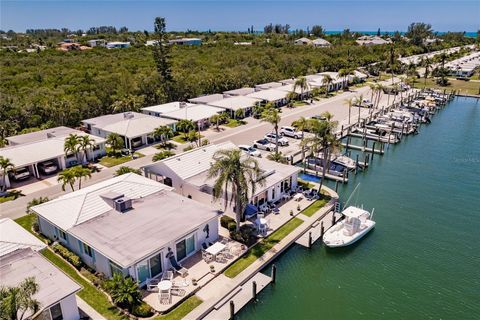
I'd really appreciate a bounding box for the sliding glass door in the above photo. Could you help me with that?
[136,253,163,283]
[176,234,195,261]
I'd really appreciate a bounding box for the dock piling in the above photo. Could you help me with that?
[230,301,235,320]
[252,281,257,301]
[335,180,339,192]
[271,264,277,284]
[308,232,312,248]
[321,222,324,237]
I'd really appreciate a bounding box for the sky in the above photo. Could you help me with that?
[1,1,479,33]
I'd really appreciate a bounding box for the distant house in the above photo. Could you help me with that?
[356,36,391,46]
[106,41,130,49]
[188,94,225,104]
[223,87,256,97]
[423,38,443,46]
[168,38,202,46]
[206,96,262,118]
[57,42,91,52]
[82,112,176,149]
[31,173,219,285]
[246,88,289,107]
[294,37,313,45]
[254,82,284,90]
[143,141,300,219]
[0,127,105,188]
[87,39,106,47]
[145,40,159,46]
[0,218,81,320]
[312,38,331,47]
[234,42,252,46]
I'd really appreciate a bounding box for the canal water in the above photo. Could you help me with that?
[238,97,480,320]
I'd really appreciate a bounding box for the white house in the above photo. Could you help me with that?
[106,41,130,49]
[223,87,256,97]
[294,37,313,46]
[254,82,284,90]
[82,112,176,149]
[206,96,261,118]
[356,36,391,46]
[188,94,225,104]
[0,218,81,320]
[87,39,106,47]
[312,38,331,47]
[31,173,220,286]
[0,127,106,188]
[142,142,300,219]
[246,89,289,107]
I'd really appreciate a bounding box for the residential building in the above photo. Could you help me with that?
[356,36,391,46]
[82,112,176,149]
[87,39,106,47]
[57,42,91,52]
[0,218,81,320]
[143,142,300,218]
[0,127,105,188]
[188,94,225,104]
[254,82,284,90]
[106,41,130,49]
[145,40,159,46]
[294,37,313,45]
[246,89,289,106]
[312,38,332,47]
[223,87,256,97]
[168,38,202,46]
[206,96,261,118]
[276,83,312,99]
[31,173,219,285]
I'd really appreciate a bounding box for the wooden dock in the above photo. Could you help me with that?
[203,273,272,320]
[341,143,384,154]
[304,168,348,183]
[348,132,399,144]
[296,211,343,247]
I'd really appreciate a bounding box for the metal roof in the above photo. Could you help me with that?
[141,101,195,114]
[6,126,77,145]
[223,87,256,96]
[160,104,224,122]
[188,94,225,104]
[207,96,261,111]
[246,89,289,102]
[0,218,47,257]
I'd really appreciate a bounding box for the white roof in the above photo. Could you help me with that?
[342,206,370,218]
[295,38,312,44]
[247,89,288,102]
[0,131,104,168]
[223,87,256,96]
[6,126,76,145]
[83,112,176,138]
[207,96,261,111]
[0,218,47,257]
[32,173,171,231]
[141,101,195,114]
[276,83,311,94]
[312,38,331,46]
[255,82,284,90]
[161,104,224,122]
[189,94,224,104]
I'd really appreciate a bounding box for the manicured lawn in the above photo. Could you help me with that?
[155,296,203,320]
[15,215,126,320]
[292,101,307,107]
[224,217,303,278]
[297,178,314,190]
[413,78,480,95]
[301,197,331,217]
[224,119,247,128]
[0,190,25,203]
[172,134,187,144]
[99,152,144,168]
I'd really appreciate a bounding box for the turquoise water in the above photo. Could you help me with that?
[239,97,480,320]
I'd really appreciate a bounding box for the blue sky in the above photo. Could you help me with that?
[1,1,479,32]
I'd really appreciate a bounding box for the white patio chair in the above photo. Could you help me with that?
[215,252,227,263]
[161,270,174,281]
[146,278,160,292]
[172,279,190,287]
[159,289,171,305]
[171,287,186,297]
[202,249,214,263]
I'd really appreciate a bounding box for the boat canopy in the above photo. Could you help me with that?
[342,206,370,218]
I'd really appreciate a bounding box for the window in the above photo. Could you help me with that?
[83,243,93,257]
[109,260,123,276]
[176,234,195,261]
[137,260,149,283]
[57,229,67,241]
[49,303,63,320]
[149,254,162,278]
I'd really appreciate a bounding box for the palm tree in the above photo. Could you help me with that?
[207,148,265,231]
[338,68,353,90]
[261,105,281,157]
[103,273,141,313]
[78,135,95,163]
[343,97,354,124]
[286,91,297,106]
[72,166,91,190]
[153,126,173,147]
[0,156,14,192]
[185,130,200,147]
[57,168,76,192]
[152,150,175,162]
[106,133,125,156]
[291,117,309,172]
[175,119,195,133]
[210,114,221,131]
[293,76,309,99]
[64,133,80,163]
[0,277,40,320]
[115,166,141,176]
[354,94,364,124]
[423,57,431,88]
[321,75,333,97]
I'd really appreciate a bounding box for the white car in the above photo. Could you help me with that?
[280,126,303,139]
[12,167,30,181]
[38,161,58,175]
[253,139,276,151]
[238,145,261,157]
[264,133,289,146]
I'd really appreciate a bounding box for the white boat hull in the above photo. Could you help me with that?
[323,220,375,247]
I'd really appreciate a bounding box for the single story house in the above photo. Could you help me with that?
[312,38,331,47]
[188,94,225,104]
[0,218,81,320]
[317,72,347,91]
[223,87,256,97]
[82,112,176,149]
[142,101,195,117]
[87,39,106,47]
[246,89,289,107]
[0,127,106,188]
[349,70,368,82]
[31,173,219,286]
[294,37,313,45]
[151,103,225,130]
[106,41,130,49]
[279,78,296,85]
[168,38,202,46]
[356,36,391,46]
[254,82,284,91]
[206,96,261,118]
[276,83,312,99]
[143,142,300,218]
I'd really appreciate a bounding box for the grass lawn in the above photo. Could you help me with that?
[297,178,314,190]
[224,119,247,128]
[0,190,25,203]
[413,78,480,95]
[292,101,307,107]
[99,152,144,168]
[155,296,203,320]
[224,217,303,278]
[172,133,204,144]
[301,197,331,217]
[15,215,126,320]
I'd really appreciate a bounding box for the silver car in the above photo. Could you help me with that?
[253,139,276,151]
[238,145,262,157]
[264,133,289,146]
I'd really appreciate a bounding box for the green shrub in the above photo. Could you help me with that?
[52,243,83,270]
[229,225,256,246]
[131,302,154,317]
[220,215,235,228]
[227,222,237,232]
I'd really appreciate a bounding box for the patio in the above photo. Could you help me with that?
[142,237,247,312]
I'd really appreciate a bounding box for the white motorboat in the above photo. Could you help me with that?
[323,206,375,248]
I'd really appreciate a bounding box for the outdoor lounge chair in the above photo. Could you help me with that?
[159,289,171,305]
[146,278,161,292]
[202,249,214,263]
[161,270,174,281]
[168,255,188,277]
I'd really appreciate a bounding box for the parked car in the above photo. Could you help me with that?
[280,126,303,139]
[362,99,374,108]
[38,161,58,175]
[253,139,276,151]
[264,133,289,146]
[11,167,30,181]
[310,115,327,121]
[238,145,261,157]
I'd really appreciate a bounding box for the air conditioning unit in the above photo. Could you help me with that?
[114,197,133,213]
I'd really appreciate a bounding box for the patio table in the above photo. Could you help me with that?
[294,193,303,201]
[158,280,172,291]
[206,242,226,258]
